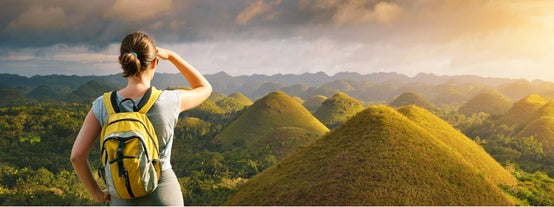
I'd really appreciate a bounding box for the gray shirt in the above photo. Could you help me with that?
[92,90,181,171]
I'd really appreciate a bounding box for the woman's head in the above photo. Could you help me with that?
[119,32,157,78]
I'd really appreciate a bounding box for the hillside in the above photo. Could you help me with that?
[534,101,554,118]
[498,94,548,126]
[225,105,515,205]
[516,116,554,155]
[214,91,329,159]
[0,89,28,104]
[313,92,365,129]
[215,92,253,112]
[397,105,517,186]
[389,92,437,111]
[302,95,327,112]
[458,92,512,116]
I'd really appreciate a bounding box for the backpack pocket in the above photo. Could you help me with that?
[101,133,160,199]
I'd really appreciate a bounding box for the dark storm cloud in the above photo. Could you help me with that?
[0,0,400,49]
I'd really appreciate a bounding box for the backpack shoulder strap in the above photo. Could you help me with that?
[103,90,117,116]
[138,87,162,114]
[102,87,162,115]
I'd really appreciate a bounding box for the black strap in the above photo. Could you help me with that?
[110,87,153,113]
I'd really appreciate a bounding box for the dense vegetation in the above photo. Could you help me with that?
[3,72,554,205]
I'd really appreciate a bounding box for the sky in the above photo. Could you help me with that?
[2,0,554,81]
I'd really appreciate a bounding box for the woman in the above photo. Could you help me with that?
[70,31,212,205]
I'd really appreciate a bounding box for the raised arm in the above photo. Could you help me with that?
[157,47,212,112]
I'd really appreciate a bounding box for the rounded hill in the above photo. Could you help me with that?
[225,105,515,206]
[397,105,517,186]
[313,92,365,129]
[516,116,554,155]
[389,92,437,111]
[499,94,547,126]
[215,92,253,112]
[214,91,329,158]
[458,92,511,116]
[302,95,327,112]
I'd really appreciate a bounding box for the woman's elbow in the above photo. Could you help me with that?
[70,150,87,165]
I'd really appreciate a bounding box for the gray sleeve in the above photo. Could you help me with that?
[91,95,106,127]
[155,90,181,118]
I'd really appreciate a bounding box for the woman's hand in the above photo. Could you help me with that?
[156,47,172,60]
[93,189,111,202]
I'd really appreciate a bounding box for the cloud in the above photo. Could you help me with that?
[333,0,403,25]
[236,0,281,25]
[6,6,72,33]
[298,0,403,26]
[104,0,174,22]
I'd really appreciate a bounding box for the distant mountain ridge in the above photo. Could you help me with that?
[1,71,551,104]
[0,71,520,90]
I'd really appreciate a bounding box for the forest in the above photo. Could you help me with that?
[2,72,554,205]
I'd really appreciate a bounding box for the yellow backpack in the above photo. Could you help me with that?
[99,87,162,200]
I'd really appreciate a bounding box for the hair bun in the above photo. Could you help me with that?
[120,52,141,77]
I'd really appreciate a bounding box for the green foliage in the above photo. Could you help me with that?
[500,164,554,206]
[5,88,554,206]
[0,164,97,205]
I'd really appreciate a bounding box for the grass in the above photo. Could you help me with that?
[516,116,554,155]
[458,92,511,116]
[499,94,547,126]
[302,95,327,112]
[389,92,437,111]
[215,92,253,112]
[214,91,329,154]
[225,105,516,205]
[313,92,364,129]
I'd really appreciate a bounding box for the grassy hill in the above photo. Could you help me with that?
[302,95,327,113]
[516,116,554,155]
[0,89,28,104]
[498,94,547,126]
[313,92,365,129]
[225,105,515,206]
[216,92,253,112]
[397,105,517,186]
[458,92,511,116]
[214,91,329,159]
[389,92,437,112]
[534,101,554,118]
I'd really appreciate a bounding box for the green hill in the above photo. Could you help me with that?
[302,95,327,113]
[397,105,517,186]
[208,91,227,102]
[299,87,342,100]
[458,92,511,116]
[498,79,538,100]
[499,94,547,126]
[516,116,554,155]
[67,80,114,102]
[214,91,329,159]
[216,92,253,112]
[313,92,365,129]
[0,89,28,104]
[225,105,515,206]
[389,92,437,111]
[534,101,554,118]
[25,85,70,101]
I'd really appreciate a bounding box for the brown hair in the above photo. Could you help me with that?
[119,32,157,78]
